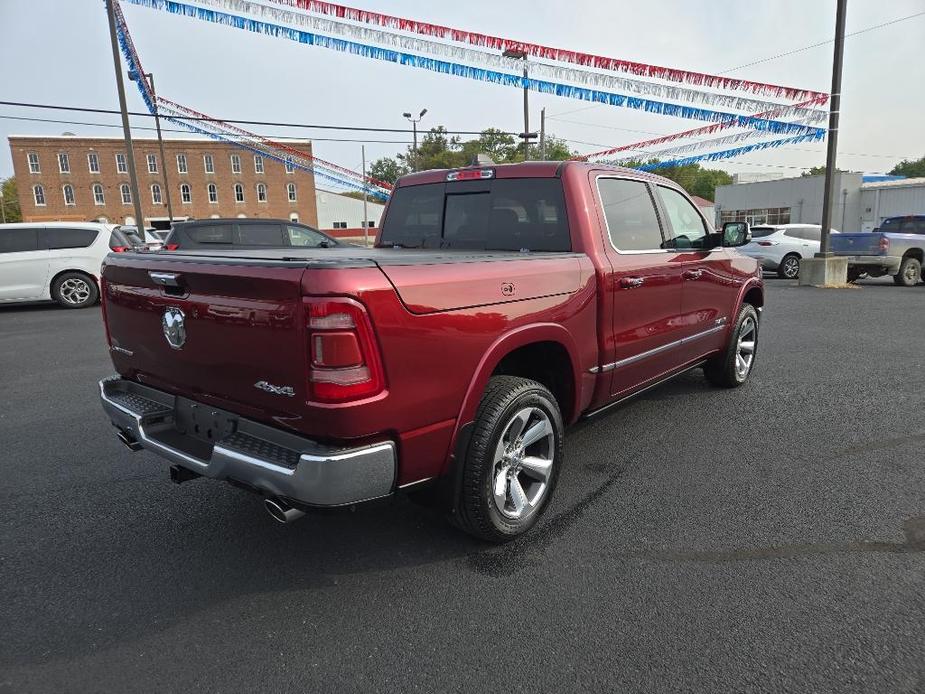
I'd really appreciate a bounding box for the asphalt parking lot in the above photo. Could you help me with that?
[1,279,923,693]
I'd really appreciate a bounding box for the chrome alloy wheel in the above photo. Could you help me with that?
[902,261,921,285]
[492,407,555,520]
[781,256,800,279]
[735,316,757,379]
[59,277,92,305]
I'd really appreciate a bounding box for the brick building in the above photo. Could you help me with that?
[8,135,318,228]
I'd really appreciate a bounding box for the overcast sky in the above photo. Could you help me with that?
[1,0,923,183]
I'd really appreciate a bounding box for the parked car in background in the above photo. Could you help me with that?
[831,215,925,286]
[98,161,763,542]
[0,222,140,308]
[163,218,339,250]
[738,224,838,279]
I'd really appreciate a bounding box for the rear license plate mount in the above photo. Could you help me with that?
[174,397,238,444]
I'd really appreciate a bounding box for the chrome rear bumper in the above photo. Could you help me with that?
[99,376,396,507]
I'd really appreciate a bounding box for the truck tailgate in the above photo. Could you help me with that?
[103,254,309,417]
[830,233,884,256]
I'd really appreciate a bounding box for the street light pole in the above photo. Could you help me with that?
[0,188,6,224]
[818,0,848,257]
[402,109,427,171]
[105,0,144,229]
[362,145,369,248]
[148,73,174,222]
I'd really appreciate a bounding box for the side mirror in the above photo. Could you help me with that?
[722,221,751,247]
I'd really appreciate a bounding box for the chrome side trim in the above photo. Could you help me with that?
[591,324,726,374]
[583,360,708,419]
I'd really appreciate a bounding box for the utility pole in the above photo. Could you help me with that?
[818,0,848,257]
[106,0,144,229]
[0,188,6,224]
[502,49,536,160]
[148,73,174,222]
[362,145,369,248]
[539,108,546,161]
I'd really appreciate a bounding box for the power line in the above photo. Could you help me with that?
[0,114,413,144]
[718,10,925,74]
[0,100,517,136]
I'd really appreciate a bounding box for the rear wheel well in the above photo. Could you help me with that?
[491,341,575,423]
[50,268,97,291]
[902,248,923,263]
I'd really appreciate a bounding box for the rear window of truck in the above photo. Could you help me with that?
[380,179,570,251]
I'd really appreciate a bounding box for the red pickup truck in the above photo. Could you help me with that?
[99,162,763,541]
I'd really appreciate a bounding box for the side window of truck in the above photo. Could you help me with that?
[656,186,708,249]
[597,178,664,252]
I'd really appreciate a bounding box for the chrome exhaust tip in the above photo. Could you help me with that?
[117,429,143,452]
[265,497,305,524]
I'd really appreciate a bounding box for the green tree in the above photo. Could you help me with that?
[624,161,731,201]
[1,176,22,223]
[369,157,409,185]
[801,165,846,177]
[889,155,925,178]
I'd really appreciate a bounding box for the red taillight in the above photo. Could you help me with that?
[447,168,494,181]
[110,245,130,253]
[879,236,890,252]
[164,243,179,251]
[305,298,384,403]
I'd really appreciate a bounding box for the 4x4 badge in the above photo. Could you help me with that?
[254,380,295,397]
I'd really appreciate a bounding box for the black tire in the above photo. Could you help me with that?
[704,304,759,388]
[777,254,801,279]
[846,268,864,283]
[51,272,99,309]
[893,256,922,287]
[455,376,564,543]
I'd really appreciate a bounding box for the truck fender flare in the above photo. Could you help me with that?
[735,278,764,313]
[444,323,583,473]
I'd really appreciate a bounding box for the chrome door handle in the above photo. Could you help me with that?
[620,277,645,289]
[683,269,703,280]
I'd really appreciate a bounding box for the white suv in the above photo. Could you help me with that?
[738,224,839,279]
[0,222,141,308]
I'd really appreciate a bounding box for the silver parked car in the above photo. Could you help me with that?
[738,224,839,279]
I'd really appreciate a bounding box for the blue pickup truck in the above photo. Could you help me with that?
[831,215,925,286]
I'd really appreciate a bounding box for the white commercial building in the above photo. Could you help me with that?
[714,173,925,231]
[314,190,385,232]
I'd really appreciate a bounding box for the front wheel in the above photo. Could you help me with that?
[893,257,922,287]
[455,376,563,542]
[704,304,759,388]
[777,254,801,279]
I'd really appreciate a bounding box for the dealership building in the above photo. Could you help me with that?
[8,135,319,229]
[714,173,925,231]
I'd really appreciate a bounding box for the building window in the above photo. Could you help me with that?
[254,154,264,174]
[116,152,127,173]
[208,182,218,203]
[332,221,348,229]
[284,157,294,173]
[27,152,40,174]
[63,184,75,206]
[121,184,132,204]
[203,154,214,174]
[147,154,158,173]
[361,220,376,228]
[719,207,791,225]
[33,184,46,206]
[231,154,241,174]
[180,183,192,203]
[177,153,188,174]
[151,183,163,204]
[287,183,297,202]
[58,153,70,173]
[87,152,100,173]
[256,182,267,202]
[234,183,245,203]
[92,184,105,205]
